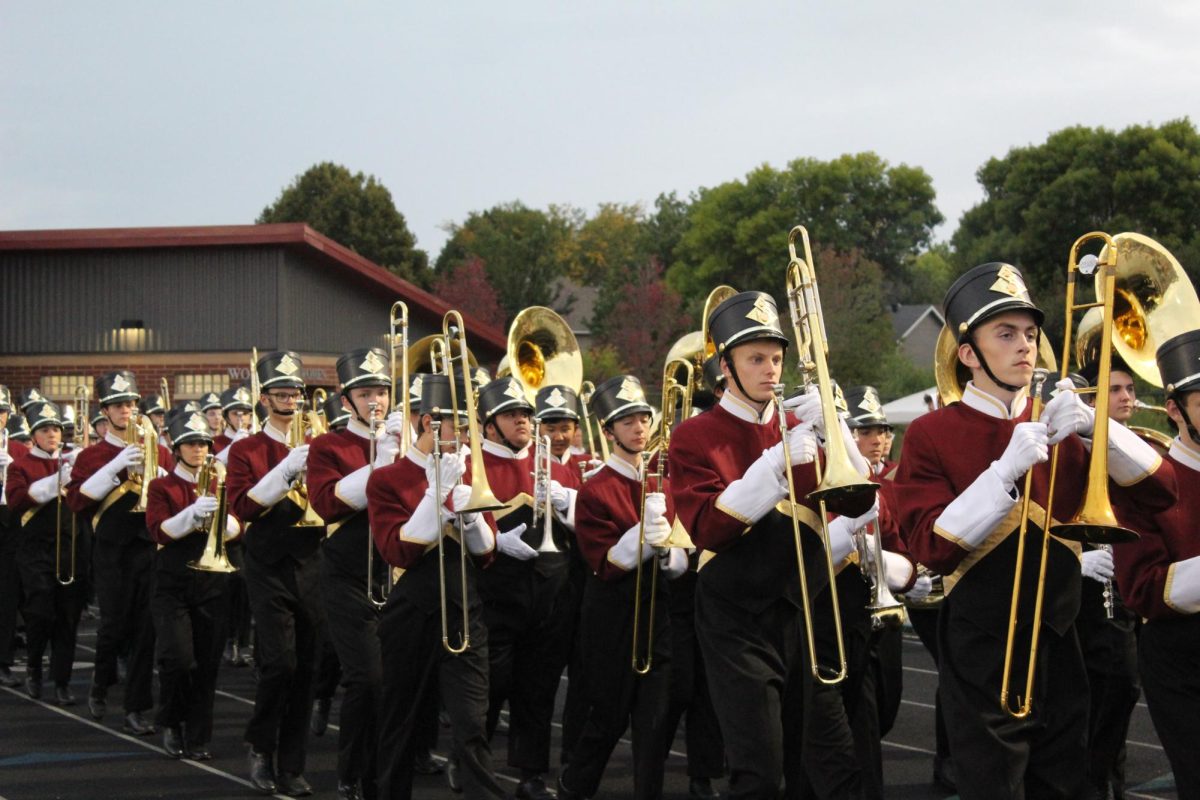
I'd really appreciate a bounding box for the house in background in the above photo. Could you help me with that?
[889,303,945,369]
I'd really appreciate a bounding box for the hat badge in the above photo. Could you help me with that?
[745,296,777,326]
[112,374,131,392]
[859,389,882,415]
[360,351,385,375]
[29,389,43,402]
[186,413,208,433]
[38,404,57,419]
[546,388,567,408]
[989,265,1029,300]
[615,378,644,403]
[504,379,525,400]
[410,375,424,396]
[235,387,251,404]
[275,354,300,376]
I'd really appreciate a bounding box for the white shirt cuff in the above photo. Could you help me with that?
[1166,554,1200,614]
[334,464,371,511]
[933,465,1019,550]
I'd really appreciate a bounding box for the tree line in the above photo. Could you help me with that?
[258,118,1200,401]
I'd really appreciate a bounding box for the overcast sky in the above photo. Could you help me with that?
[3,2,1197,259]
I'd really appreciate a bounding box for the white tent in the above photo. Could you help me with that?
[882,386,938,425]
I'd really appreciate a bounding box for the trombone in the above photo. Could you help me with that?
[250,347,261,435]
[188,455,237,573]
[783,226,879,684]
[56,385,90,586]
[578,380,606,465]
[367,302,410,609]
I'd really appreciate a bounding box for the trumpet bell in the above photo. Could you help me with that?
[934,326,1059,406]
[188,548,238,573]
[506,306,582,403]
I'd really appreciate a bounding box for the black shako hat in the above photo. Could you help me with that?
[7,412,31,441]
[943,262,1044,341]
[256,351,305,391]
[96,371,140,406]
[17,388,47,413]
[1157,330,1200,396]
[0,384,11,412]
[477,377,534,423]
[322,393,351,429]
[708,291,789,356]
[199,392,222,412]
[168,410,213,447]
[419,373,471,420]
[589,375,653,427]
[139,394,166,416]
[25,400,64,434]
[337,348,391,393]
[165,401,201,430]
[534,385,580,422]
[220,386,253,413]
[1076,356,1134,388]
[844,385,891,430]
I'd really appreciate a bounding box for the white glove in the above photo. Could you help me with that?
[374,434,400,467]
[548,480,571,513]
[60,449,80,466]
[111,444,145,471]
[1081,548,1115,583]
[661,548,688,579]
[989,422,1048,490]
[282,444,309,481]
[449,484,481,526]
[58,461,74,483]
[763,422,818,474]
[191,494,219,518]
[782,388,823,434]
[425,452,465,499]
[383,411,407,438]
[904,574,934,602]
[0,450,11,470]
[1041,379,1095,445]
[496,524,537,560]
[825,516,858,565]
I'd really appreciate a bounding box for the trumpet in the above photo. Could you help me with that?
[782,226,879,685]
[126,409,158,514]
[855,521,905,631]
[531,421,559,554]
[189,456,236,573]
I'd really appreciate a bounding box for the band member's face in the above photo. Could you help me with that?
[723,342,784,404]
[608,412,651,453]
[541,419,577,458]
[853,425,891,466]
[490,410,531,448]
[420,413,461,453]
[102,401,136,430]
[263,389,302,421]
[346,386,391,421]
[205,408,223,433]
[958,311,1038,392]
[1106,370,1136,423]
[1167,392,1200,444]
[33,426,62,453]
[94,419,109,439]
[149,411,165,433]
[0,410,7,429]
[177,440,210,469]
[571,426,583,449]
[225,409,246,431]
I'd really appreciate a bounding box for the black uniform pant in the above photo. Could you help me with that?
[378,595,506,800]
[558,561,588,766]
[17,539,86,685]
[663,571,725,780]
[696,591,804,800]
[1139,615,1200,800]
[0,525,23,668]
[870,625,903,738]
[940,611,1089,800]
[906,606,949,761]
[242,548,322,774]
[321,561,382,790]
[92,535,156,713]
[152,569,229,747]
[224,541,252,650]
[484,568,573,774]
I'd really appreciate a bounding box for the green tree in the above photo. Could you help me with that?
[904,243,957,305]
[435,202,575,323]
[258,162,428,283]
[666,153,943,314]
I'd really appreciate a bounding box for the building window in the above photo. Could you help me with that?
[175,374,229,400]
[40,375,94,402]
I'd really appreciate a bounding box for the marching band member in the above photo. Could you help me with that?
[474,375,578,800]
[323,390,352,431]
[558,375,684,800]
[0,385,30,688]
[212,386,255,668]
[139,392,167,445]
[368,372,510,800]
[534,385,593,485]
[5,400,86,704]
[1111,329,1200,798]
[67,371,170,735]
[145,410,240,760]
[200,392,224,438]
[895,263,1175,799]
[213,387,253,457]
[227,351,324,797]
[668,291,862,798]
[307,347,403,800]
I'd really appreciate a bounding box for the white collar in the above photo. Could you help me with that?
[1170,437,1200,473]
[482,438,530,460]
[719,390,777,425]
[405,445,430,470]
[264,419,289,445]
[173,464,199,483]
[555,451,573,466]
[961,381,1028,420]
[30,445,59,460]
[346,417,372,440]
[105,431,126,448]
[605,453,642,482]
[223,426,240,439]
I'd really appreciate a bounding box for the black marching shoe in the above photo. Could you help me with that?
[54,684,76,706]
[276,772,313,797]
[310,697,331,736]
[412,747,443,775]
[186,744,212,761]
[163,727,185,759]
[247,749,276,795]
[516,775,556,800]
[88,685,107,720]
[123,711,155,736]
[445,756,463,793]
[24,675,42,700]
[0,666,19,687]
[689,777,720,799]
[337,781,364,800]
[556,773,583,800]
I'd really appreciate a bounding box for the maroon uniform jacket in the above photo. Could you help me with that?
[212,431,234,454]
[67,434,174,544]
[1,439,30,528]
[556,452,591,491]
[575,457,677,581]
[367,447,495,614]
[896,387,1175,636]
[1113,440,1200,620]
[6,447,66,540]
[226,425,321,566]
[669,393,829,614]
[146,466,241,577]
[307,422,375,582]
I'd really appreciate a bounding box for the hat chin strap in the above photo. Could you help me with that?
[723,355,771,421]
[966,332,1032,395]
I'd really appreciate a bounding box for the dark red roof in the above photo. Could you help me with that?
[0,223,507,353]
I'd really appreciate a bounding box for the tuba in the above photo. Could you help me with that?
[504,306,583,404]
[188,455,237,573]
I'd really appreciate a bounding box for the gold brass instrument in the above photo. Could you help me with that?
[286,397,325,527]
[0,429,8,507]
[188,455,237,573]
[409,333,477,377]
[505,306,583,404]
[160,377,171,413]
[579,380,608,462]
[428,411,470,654]
[126,409,158,514]
[898,565,944,609]
[250,347,261,435]
[56,385,90,586]
[856,520,905,631]
[366,399,389,609]
[782,226,879,685]
[936,327,1058,408]
[442,310,505,515]
[391,302,412,454]
[312,388,328,421]
[631,442,667,675]
[664,285,738,400]
[1131,401,1173,453]
[531,422,559,554]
